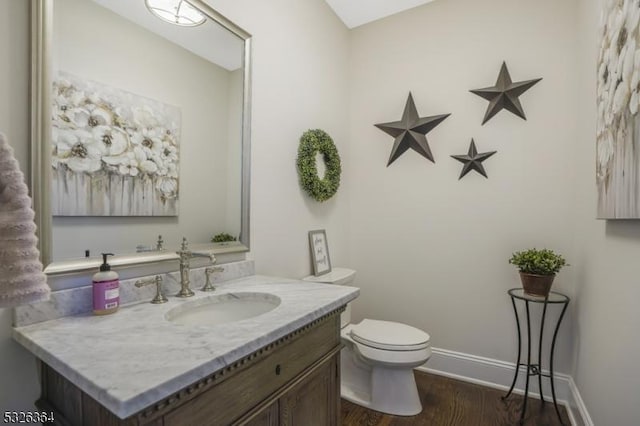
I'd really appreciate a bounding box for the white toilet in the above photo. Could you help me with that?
[303,268,431,416]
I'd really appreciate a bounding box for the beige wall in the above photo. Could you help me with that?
[225,69,244,236]
[573,0,640,424]
[347,0,579,372]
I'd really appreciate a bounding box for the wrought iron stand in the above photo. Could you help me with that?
[502,288,570,425]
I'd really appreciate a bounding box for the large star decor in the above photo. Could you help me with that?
[451,139,497,179]
[470,62,542,125]
[374,93,450,166]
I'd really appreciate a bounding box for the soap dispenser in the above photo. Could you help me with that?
[93,253,120,315]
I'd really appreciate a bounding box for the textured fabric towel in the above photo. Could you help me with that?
[0,132,50,308]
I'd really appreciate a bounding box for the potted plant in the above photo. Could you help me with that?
[211,233,237,244]
[508,248,567,297]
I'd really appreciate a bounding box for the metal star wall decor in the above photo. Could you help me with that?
[451,139,497,179]
[374,93,450,166]
[470,62,542,125]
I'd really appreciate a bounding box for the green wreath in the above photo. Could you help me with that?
[296,129,341,202]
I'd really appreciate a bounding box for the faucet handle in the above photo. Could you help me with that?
[135,275,168,304]
[202,267,224,292]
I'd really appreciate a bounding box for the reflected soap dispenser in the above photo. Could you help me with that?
[93,253,120,315]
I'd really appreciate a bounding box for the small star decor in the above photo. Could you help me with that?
[470,62,542,125]
[374,93,450,166]
[451,139,497,179]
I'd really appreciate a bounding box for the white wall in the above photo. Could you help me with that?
[208,0,352,278]
[347,0,579,373]
[573,0,640,424]
[0,0,41,413]
[0,0,351,410]
[9,0,637,423]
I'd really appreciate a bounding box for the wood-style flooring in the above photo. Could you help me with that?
[341,371,570,426]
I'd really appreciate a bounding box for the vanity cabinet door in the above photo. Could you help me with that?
[240,401,279,426]
[279,355,338,426]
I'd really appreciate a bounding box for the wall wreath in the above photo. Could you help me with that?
[296,129,341,202]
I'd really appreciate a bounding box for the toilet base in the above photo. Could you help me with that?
[340,346,423,416]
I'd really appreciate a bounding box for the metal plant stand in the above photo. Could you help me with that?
[502,288,570,425]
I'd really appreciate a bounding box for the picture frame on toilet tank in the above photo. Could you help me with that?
[308,229,331,276]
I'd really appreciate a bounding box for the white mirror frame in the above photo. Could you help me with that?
[30,0,252,276]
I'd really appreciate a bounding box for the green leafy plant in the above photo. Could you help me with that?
[509,248,567,275]
[211,233,237,243]
[296,129,342,202]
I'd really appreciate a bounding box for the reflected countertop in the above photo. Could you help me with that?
[13,275,359,419]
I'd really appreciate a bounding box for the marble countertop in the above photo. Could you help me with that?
[13,275,359,419]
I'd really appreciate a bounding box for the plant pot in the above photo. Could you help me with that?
[519,272,555,297]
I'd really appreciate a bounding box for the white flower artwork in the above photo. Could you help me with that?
[597,0,640,218]
[51,71,181,216]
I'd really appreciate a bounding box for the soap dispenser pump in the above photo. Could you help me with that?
[93,253,120,315]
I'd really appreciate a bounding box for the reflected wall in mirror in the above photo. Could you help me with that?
[31,0,252,273]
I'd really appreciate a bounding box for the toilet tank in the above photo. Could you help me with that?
[302,268,355,328]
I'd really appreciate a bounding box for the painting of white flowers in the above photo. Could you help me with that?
[51,72,180,216]
[597,0,640,218]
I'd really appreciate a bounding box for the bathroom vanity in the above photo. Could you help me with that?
[13,267,359,425]
[37,310,340,425]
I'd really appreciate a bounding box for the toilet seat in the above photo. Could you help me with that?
[350,319,430,351]
[341,325,431,367]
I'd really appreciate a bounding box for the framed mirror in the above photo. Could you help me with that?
[31,0,252,275]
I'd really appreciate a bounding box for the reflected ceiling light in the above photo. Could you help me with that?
[145,0,206,27]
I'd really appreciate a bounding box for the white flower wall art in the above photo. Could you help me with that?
[597,0,640,218]
[51,72,181,216]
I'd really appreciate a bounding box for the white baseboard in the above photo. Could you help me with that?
[567,376,594,426]
[415,347,593,426]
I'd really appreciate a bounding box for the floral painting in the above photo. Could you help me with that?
[597,0,640,218]
[51,72,180,216]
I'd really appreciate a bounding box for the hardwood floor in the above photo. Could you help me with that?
[341,371,571,426]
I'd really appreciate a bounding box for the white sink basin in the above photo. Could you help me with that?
[165,292,281,327]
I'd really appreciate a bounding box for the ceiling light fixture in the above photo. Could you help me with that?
[145,0,206,27]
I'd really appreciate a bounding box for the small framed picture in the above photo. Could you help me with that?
[308,229,331,276]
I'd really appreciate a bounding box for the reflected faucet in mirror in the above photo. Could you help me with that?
[176,237,215,297]
[136,235,166,253]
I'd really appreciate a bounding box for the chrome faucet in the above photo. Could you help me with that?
[176,237,214,298]
[135,275,168,304]
[202,266,224,292]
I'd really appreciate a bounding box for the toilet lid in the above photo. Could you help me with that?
[350,319,430,351]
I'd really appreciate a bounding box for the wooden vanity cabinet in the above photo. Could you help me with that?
[241,354,338,426]
[36,309,343,426]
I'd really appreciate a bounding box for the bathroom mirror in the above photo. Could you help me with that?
[31,0,252,275]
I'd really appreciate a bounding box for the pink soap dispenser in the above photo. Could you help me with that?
[93,253,120,315]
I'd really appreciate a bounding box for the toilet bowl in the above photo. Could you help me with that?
[303,268,431,416]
